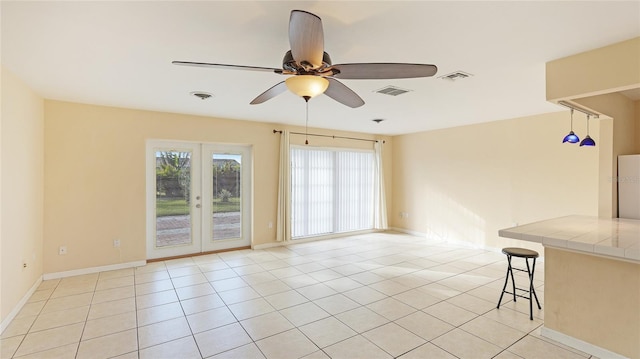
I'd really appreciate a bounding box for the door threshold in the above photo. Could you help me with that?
[147,245,252,263]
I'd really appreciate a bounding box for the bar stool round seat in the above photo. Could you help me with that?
[497,247,542,320]
[502,247,539,258]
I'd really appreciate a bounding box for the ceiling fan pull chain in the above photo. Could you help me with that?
[305,99,309,145]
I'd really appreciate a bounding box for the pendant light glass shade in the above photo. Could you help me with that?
[563,131,580,143]
[562,109,580,144]
[285,75,329,98]
[579,136,596,146]
[579,115,596,147]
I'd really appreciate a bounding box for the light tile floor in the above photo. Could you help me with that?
[1,232,598,359]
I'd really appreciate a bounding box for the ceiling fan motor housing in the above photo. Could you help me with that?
[282,50,333,74]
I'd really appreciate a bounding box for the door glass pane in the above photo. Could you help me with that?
[155,150,192,247]
[212,153,242,240]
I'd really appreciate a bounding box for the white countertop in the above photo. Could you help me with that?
[499,215,640,262]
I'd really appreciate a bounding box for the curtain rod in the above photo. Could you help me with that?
[273,129,385,144]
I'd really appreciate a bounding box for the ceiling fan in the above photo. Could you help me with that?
[173,10,438,108]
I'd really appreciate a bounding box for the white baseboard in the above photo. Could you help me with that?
[43,260,146,280]
[2,261,146,335]
[540,326,628,359]
[1,276,42,335]
[389,227,429,238]
[252,229,381,250]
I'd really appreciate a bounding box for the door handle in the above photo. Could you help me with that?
[196,196,201,200]
[195,204,201,208]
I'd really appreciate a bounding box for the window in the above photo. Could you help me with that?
[290,146,374,239]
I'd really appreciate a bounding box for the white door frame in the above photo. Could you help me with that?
[146,140,252,259]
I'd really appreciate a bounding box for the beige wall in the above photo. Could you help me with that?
[1,66,3,326]
[391,111,600,252]
[574,93,637,217]
[1,68,45,320]
[44,101,391,274]
[546,37,640,219]
[540,40,640,357]
[546,37,640,101]
[544,248,640,358]
[637,100,640,151]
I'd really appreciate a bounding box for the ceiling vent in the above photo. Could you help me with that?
[439,71,473,81]
[190,91,213,100]
[374,85,411,96]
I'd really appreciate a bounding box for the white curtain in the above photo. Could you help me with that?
[374,141,388,230]
[276,130,291,242]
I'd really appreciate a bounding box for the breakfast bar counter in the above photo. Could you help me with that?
[499,215,640,359]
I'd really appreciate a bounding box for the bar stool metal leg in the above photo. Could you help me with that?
[525,258,534,319]
[497,254,512,309]
[507,255,517,302]
[527,258,542,315]
[497,248,542,320]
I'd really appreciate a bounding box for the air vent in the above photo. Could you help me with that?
[439,71,473,81]
[190,91,213,100]
[374,86,411,96]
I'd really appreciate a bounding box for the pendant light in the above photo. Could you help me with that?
[579,114,596,147]
[562,109,580,144]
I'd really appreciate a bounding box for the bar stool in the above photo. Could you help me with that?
[496,247,541,320]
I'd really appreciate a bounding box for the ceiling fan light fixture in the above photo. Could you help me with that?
[285,75,329,99]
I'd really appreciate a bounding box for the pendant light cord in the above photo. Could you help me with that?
[570,108,574,130]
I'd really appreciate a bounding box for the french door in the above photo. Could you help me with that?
[146,140,252,259]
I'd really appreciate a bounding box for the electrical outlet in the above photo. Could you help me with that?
[22,258,27,269]
[113,239,121,248]
[59,246,67,255]
[268,221,273,229]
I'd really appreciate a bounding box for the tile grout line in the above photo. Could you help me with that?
[133,267,141,359]
[8,279,60,358]
[73,276,98,359]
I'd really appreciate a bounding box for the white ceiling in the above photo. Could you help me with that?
[2,1,639,136]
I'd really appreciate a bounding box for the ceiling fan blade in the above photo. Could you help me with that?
[289,10,324,68]
[250,81,288,105]
[172,61,282,73]
[324,78,365,108]
[331,63,438,79]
